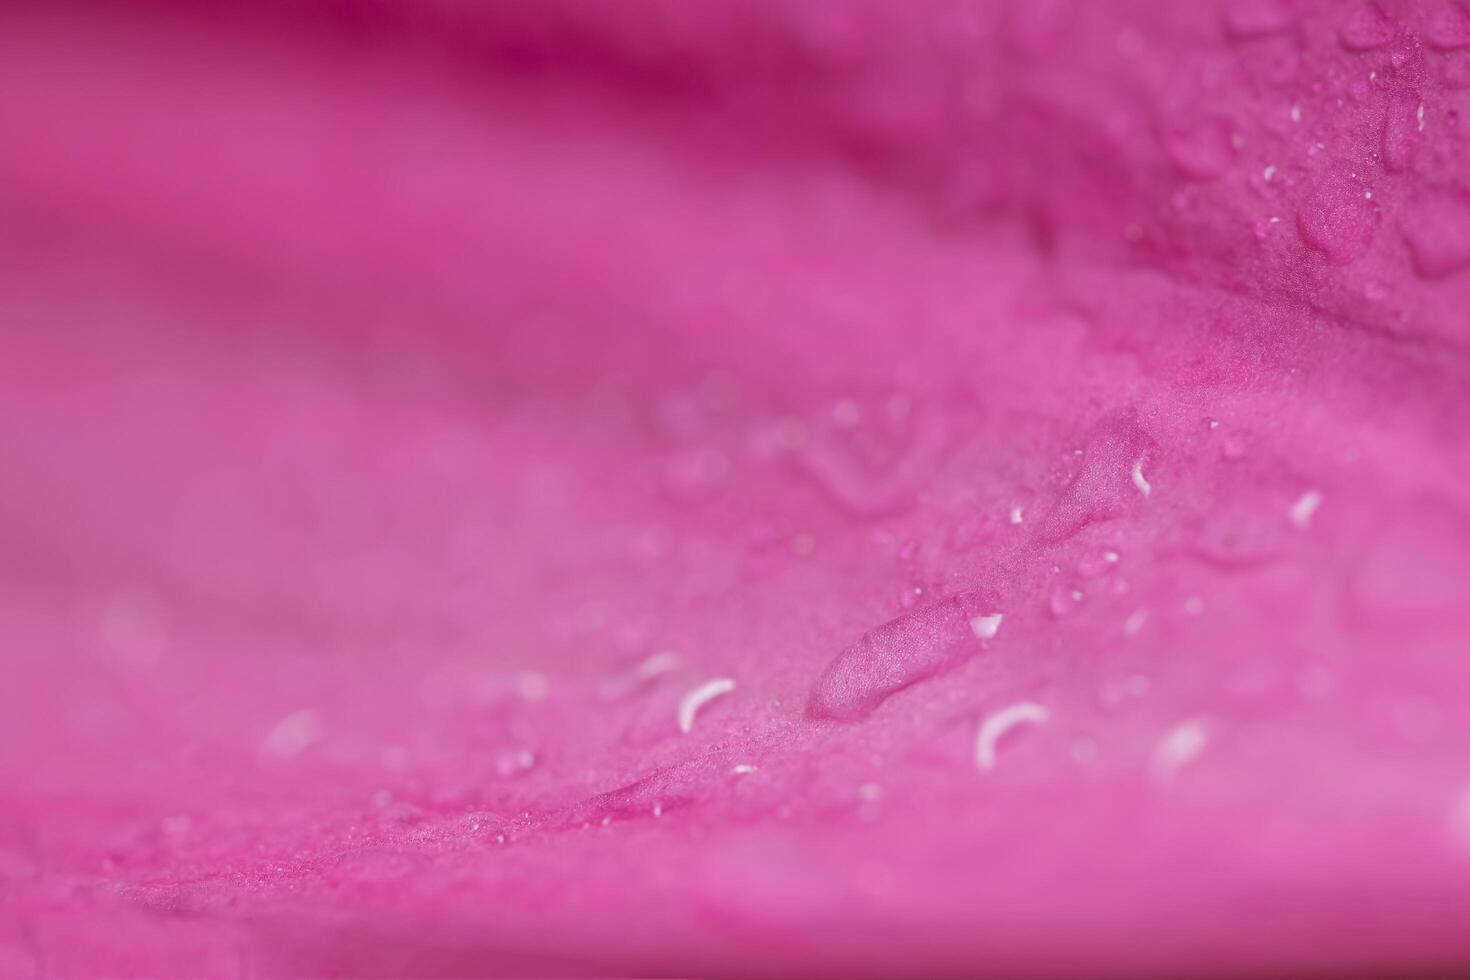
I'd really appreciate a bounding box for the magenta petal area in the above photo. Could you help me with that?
[3,1,1470,977]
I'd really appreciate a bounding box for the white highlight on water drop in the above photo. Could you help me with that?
[1417,103,1426,133]
[1151,718,1209,781]
[969,613,1004,641]
[1263,164,1277,181]
[1290,489,1323,529]
[730,764,758,775]
[1290,103,1302,123]
[1010,505,1024,525]
[678,676,736,734]
[975,701,1049,772]
[1131,459,1152,497]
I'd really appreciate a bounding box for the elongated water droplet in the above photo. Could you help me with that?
[1035,412,1156,545]
[1383,91,1424,173]
[1404,193,1470,279]
[1297,171,1379,265]
[808,590,1002,722]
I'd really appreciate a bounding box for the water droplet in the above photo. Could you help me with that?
[796,398,949,517]
[808,589,1002,722]
[1049,585,1084,617]
[1164,118,1237,180]
[494,748,537,778]
[968,612,1004,640]
[1404,193,1470,279]
[1034,412,1156,545]
[1383,91,1425,173]
[1077,549,1121,579]
[1297,172,1379,265]
[1341,3,1394,50]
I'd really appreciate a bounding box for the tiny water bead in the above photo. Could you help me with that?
[808,589,1003,722]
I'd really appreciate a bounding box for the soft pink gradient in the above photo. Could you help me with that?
[3,1,1470,976]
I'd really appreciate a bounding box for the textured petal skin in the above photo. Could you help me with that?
[3,1,1470,976]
